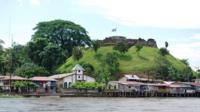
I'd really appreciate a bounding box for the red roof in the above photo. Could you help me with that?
[0,76,27,81]
[31,77,55,81]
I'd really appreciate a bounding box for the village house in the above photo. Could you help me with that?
[190,83,200,93]
[164,82,195,94]
[31,76,57,94]
[50,64,95,89]
[0,76,27,92]
[118,81,143,92]
[195,79,200,83]
[107,81,119,90]
[119,74,162,83]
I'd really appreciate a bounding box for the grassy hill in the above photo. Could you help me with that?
[58,46,187,78]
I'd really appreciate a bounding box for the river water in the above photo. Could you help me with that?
[0,97,199,112]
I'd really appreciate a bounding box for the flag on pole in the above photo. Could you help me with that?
[111,28,117,32]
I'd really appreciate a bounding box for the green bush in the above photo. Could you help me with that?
[71,82,102,89]
[159,48,169,56]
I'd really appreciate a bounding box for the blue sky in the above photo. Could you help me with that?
[0,0,200,69]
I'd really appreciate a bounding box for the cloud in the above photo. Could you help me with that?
[170,42,200,68]
[17,0,23,7]
[191,33,200,40]
[30,0,40,5]
[17,0,40,6]
[78,0,200,29]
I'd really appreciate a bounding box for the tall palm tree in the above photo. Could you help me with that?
[0,39,4,51]
[0,39,5,75]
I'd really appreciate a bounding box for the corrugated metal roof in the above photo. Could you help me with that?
[125,75,140,80]
[119,81,143,85]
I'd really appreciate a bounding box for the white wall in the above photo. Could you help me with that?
[84,76,95,82]
[62,75,95,88]
[75,70,83,75]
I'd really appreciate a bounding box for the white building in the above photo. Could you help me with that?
[50,64,95,88]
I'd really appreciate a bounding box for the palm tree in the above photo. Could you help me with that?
[165,41,169,49]
[0,39,5,74]
[0,39,4,51]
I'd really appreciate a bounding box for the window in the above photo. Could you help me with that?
[64,82,68,88]
[78,75,80,78]
[114,86,116,90]
[78,70,80,73]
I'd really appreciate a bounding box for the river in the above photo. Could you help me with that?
[0,97,199,112]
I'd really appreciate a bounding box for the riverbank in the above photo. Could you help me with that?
[21,91,200,98]
[0,93,24,98]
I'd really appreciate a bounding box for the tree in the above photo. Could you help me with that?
[94,52,119,84]
[27,38,48,65]
[72,47,83,61]
[165,41,169,48]
[14,62,49,78]
[197,68,200,78]
[32,19,91,55]
[82,63,95,76]
[0,39,4,74]
[1,47,21,74]
[92,40,101,53]
[27,38,65,72]
[39,43,65,71]
[113,42,129,54]
[135,44,143,55]
[155,56,170,80]
[182,66,193,82]
[159,48,169,56]
[180,59,194,81]
[102,52,119,79]
[0,39,4,51]
[12,81,38,93]
[95,68,111,85]
[181,59,189,66]
[168,66,180,81]
[28,20,91,73]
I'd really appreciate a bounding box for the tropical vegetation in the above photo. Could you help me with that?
[0,19,197,85]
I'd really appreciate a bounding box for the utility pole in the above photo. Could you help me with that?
[9,36,13,95]
[8,17,13,95]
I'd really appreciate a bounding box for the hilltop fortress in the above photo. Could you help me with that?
[101,36,157,48]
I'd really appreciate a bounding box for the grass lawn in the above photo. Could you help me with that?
[58,46,187,77]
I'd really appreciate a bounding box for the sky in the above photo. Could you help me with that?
[0,0,200,69]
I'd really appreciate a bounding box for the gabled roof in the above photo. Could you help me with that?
[49,73,74,79]
[72,64,85,71]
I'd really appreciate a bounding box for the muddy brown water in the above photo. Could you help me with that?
[0,97,199,112]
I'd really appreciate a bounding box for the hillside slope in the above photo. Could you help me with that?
[58,46,187,77]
